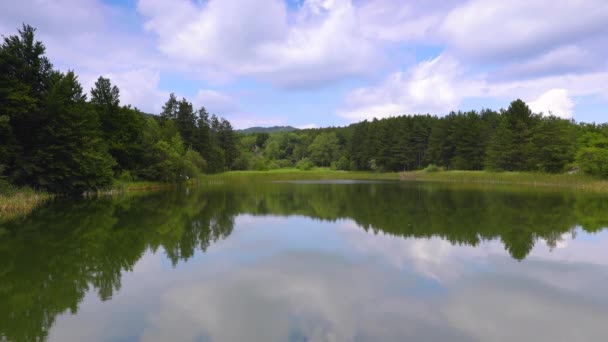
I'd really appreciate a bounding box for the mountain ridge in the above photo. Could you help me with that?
[237,126,299,134]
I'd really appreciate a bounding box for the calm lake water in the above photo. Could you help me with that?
[2,181,608,341]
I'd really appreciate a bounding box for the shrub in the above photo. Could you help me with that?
[248,156,269,171]
[577,147,608,178]
[276,159,293,168]
[267,160,280,170]
[296,158,314,171]
[424,164,441,173]
[336,156,350,171]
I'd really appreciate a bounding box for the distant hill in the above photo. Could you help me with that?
[237,126,298,134]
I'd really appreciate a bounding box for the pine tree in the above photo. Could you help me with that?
[160,93,178,122]
[0,24,53,183]
[529,116,576,172]
[485,100,538,171]
[174,98,196,148]
[34,71,114,193]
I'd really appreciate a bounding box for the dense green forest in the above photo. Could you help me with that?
[242,103,608,176]
[0,25,237,194]
[2,25,608,194]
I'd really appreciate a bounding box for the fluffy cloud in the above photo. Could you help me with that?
[338,56,483,121]
[339,52,608,121]
[528,89,574,119]
[82,69,168,114]
[138,0,379,88]
[193,89,238,115]
[440,0,608,61]
[495,45,601,80]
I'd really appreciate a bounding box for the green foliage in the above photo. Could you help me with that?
[529,116,576,173]
[296,158,314,171]
[577,147,608,178]
[486,100,538,171]
[424,164,441,173]
[34,71,115,194]
[330,156,350,171]
[308,132,340,166]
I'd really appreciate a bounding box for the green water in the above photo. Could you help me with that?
[1,181,608,341]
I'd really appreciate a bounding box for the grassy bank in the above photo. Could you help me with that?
[401,170,608,192]
[201,168,401,183]
[0,188,53,222]
[1,179,195,222]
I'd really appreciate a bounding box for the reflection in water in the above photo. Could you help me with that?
[1,182,608,341]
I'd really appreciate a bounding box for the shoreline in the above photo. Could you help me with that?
[400,170,608,192]
[3,169,607,222]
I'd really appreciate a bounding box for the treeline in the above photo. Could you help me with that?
[0,25,236,194]
[238,100,608,176]
[3,25,608,195]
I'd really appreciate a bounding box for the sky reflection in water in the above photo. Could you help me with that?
[1,182,608,341]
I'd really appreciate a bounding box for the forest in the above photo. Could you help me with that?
[2,25,608,195]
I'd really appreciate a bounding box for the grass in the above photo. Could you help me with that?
[400,170,608,192]
[0,188,53,222]
[1,179,196,222]
[201,168,401,183]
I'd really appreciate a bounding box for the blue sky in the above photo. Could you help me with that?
[1,0,607,128]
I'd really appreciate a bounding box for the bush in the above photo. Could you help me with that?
[184,149,207,174]
[336,156,350,171]
[276,159,293,168]
[424,164,441,173]
[577,147,608,178]
[0,178,16,196]
[117,170,135,182]
[296,158,314,171]
[267,160,280,170]
[248,156,269,171]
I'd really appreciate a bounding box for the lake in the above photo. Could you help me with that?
[1,180,608,341]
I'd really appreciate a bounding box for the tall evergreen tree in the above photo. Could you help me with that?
[175,98,197,148]
[34,71,114,193]
[0,24,53,183]
[485,100,538,171]
[529,116,576,173]
[160,93,178,122]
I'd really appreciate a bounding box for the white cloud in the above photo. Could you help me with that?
[528,89,574,119]
[193,89,238,115]
[138,0,379,88]
[496,45,600,80]
[338,52,608,121]
[440,0,608,61]
[357,0,456,43]
[82,69,167,114]
[338,56,483,121]
[296,123,318,129]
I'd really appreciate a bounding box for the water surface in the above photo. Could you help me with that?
[1,181,608,341]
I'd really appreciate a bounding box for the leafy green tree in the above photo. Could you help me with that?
[577,147,608,178]
[308,132,340,166]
